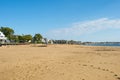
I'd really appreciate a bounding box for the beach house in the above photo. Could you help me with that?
[0,31,7,44]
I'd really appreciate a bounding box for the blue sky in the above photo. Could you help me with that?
[0,0,120,42]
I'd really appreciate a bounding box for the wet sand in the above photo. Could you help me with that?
[0,44,120,80]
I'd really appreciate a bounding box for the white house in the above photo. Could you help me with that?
[0,31,7,44]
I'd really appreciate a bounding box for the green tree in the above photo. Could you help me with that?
[23,35,32,42]
[33,33,42,43]
[0,27,14,40]
[10,35,19,43]
[18,34,32,43]
[18,35,24,43]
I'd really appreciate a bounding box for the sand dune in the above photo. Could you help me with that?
[0,44,120,80]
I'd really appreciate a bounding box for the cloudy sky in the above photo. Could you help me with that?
[0,0,120,41]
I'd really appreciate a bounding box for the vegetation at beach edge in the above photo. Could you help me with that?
[0,26,43,44]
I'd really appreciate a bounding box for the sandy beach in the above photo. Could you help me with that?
[0,44,120,80]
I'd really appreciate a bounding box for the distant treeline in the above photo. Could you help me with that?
[52,40,81,44]
[2,26,117,45]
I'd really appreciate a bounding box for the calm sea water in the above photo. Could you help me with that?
[85,43,120,47]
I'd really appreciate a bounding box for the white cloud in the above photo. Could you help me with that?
[47,18,120,40]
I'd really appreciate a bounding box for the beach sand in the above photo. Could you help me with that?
[0,44,120,80]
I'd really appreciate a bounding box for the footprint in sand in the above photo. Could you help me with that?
[82,64,87,66]
[114,74,118,76]
[80,63,120,80]
[110,71,114,73]
[117,77,120,80]
[113,74,120,80]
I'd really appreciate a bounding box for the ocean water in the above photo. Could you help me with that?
[85,43,120,47]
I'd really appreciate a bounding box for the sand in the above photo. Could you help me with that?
[0,44,120,80]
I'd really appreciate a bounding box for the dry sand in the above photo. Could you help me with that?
[0,44,120,80]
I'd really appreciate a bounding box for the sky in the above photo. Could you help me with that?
[0,0,120,42]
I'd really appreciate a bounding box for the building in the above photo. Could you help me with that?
[0,31,7,44]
